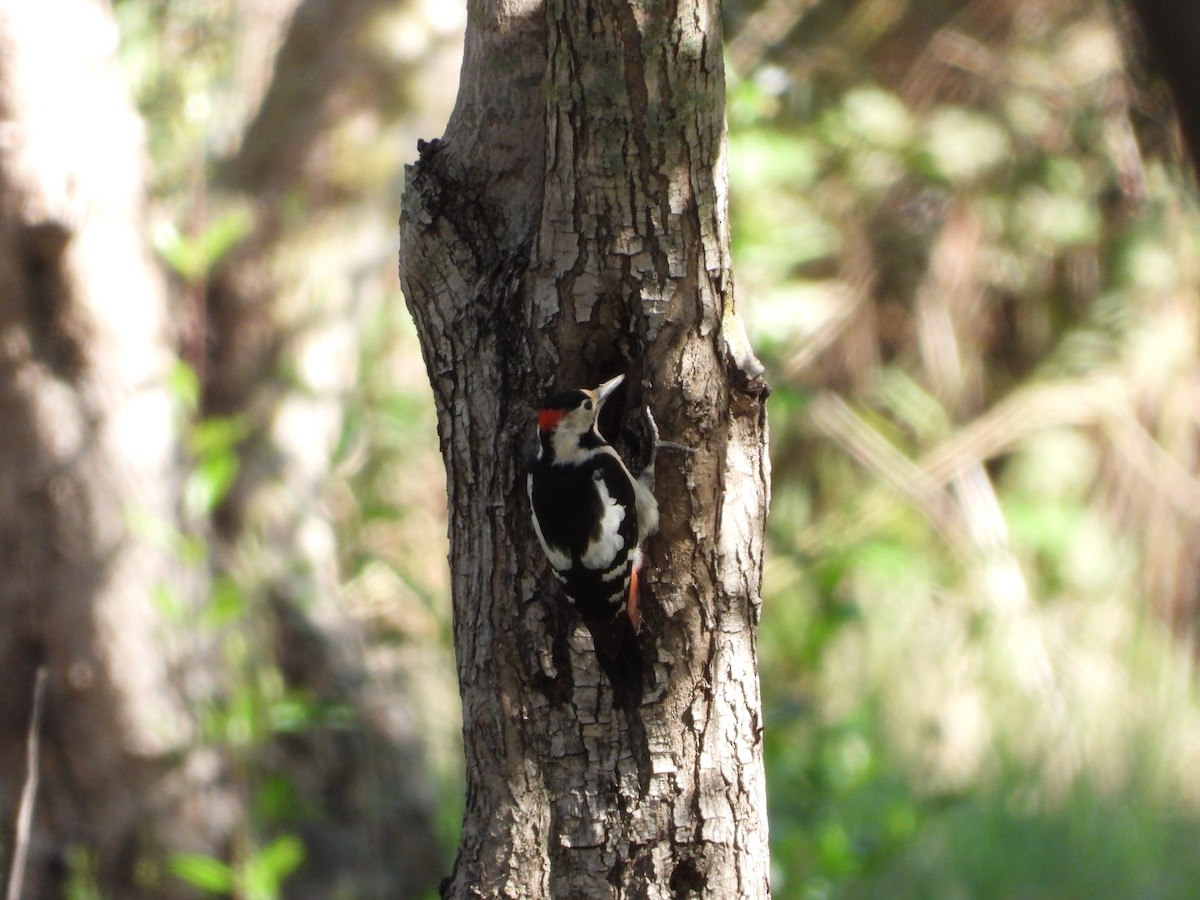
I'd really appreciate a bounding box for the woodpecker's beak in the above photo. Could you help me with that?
[595,374,625,407]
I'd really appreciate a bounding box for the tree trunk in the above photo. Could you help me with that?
[1122,0,1200,178]
[399,1,771,896]
[0,3,226,895]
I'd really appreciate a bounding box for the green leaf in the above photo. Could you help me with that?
[200,577,246,628]
[184,452,240,518]
[255,835,305,882]
[242,835,305,900]
[168,360,201,416]
[154,208,252,282]
[197,208,253,272]
[267,697,318,733]
[188,416,250,458]
[169,853,234,894]
[152,583,186,622]
[254,774,301,823]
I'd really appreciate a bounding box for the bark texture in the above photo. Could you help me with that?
[399,1,771,896]
[0,2,224,895]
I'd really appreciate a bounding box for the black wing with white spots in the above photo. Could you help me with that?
[528,450,639,622]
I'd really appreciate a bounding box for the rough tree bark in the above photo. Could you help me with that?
[399,1,771,897]
[0,3,225,896]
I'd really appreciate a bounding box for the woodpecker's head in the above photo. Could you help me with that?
[536,373,624,462]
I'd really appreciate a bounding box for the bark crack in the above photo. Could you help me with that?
[402,1,770,896]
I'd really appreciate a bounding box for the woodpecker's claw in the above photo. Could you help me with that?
[645,406,696,455]
[644,406,660,449]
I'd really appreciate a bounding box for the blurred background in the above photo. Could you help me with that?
[68,0,1200,896]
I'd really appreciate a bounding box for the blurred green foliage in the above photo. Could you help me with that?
[170,835,305,900]
[114,0,241,198]
[727,0,1200,897]
[110,0,1200,896]
[155,208,254,285]
[110,3,346,895]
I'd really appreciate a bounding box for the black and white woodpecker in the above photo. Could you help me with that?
[527,374,659,659]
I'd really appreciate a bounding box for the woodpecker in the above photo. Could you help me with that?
[527,373,659,660]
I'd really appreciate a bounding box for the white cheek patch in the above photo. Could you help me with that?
[551,425,585,464]
[580,473,626,569]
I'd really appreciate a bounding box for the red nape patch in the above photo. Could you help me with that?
[538,408,568,432]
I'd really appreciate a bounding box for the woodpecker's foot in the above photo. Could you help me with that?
[644,406,660,449]
[636,407,660,484]
[644,406,696,456]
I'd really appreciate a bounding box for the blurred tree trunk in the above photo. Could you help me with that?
[197,0,447,894]
[0,1,451,897]
[1118,1,1200,632]
[399,1,772,897]
[0,2,225,896]
[1122,1,1200,177]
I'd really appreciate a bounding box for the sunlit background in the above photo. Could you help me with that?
[111,0,1200,896]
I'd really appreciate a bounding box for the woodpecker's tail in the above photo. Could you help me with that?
[584,612,636,660]
[583,613,643,709]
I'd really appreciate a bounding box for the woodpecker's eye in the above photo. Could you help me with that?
[583,400,594,411]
